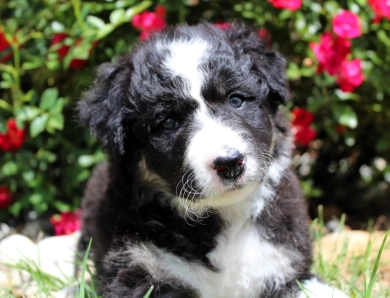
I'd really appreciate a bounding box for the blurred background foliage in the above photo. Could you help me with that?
[1,0,390,229]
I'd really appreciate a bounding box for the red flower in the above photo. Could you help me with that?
[368,0,390,23]
[154,5,166,18]
[292,125,317,146]
[292,107,314,127]
[268,0,302,11]
[336,124,347,135]
[258,28,272,46]
[291,108,316,146]
[50,34,97,69]
[0,119,25,152]
[0,29,13,63]
[332,10,362,39]
[131,6,167,41]
[50,33,70,59]
[0,187,12,210]
[50,210,82,236]
[337,59,364,92]
[310,32,351,75]
[214,22,231,30]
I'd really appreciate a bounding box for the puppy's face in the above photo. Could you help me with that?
[79,24,290,211]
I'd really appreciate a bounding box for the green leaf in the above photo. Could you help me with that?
[50,98,66,114]
[309,3,322,14]
[22,56,44,70]
[40,88,58,111]
[86,15,106,29]
[334,90,359,101]
[47,114,64,131]
[30,114,49,137]
[96,23,116,39]
[278,9,292,20]
[332,105,358,129]
[30,193,44,205]
[377,30,390,46]
[366,50,383,65]
[287,62,301,80]
[21,90,37,103]
[71,41,91,60]
[46,59,60,71]
[78,155,96,168]
[110,8,125,24]
[0,99,12,112]
[0,81,12,89]
[1,160,18,176]
[2,72,13,83]
[15,106,41,122]
[377,138,390,152]
[324,1,340,14]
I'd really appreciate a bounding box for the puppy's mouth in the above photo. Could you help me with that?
[224,183,245,192]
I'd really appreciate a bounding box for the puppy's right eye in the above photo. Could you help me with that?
[229,96,244,109]
[161,118,179,130]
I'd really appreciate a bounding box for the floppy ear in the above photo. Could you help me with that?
[77,62,130,155]
[225,24,291,106]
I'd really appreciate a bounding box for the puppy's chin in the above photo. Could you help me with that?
[172,180,260,217]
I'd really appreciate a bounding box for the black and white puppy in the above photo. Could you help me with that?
[77,23,347,298]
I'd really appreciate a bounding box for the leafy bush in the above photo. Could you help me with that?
[1,0,390,226]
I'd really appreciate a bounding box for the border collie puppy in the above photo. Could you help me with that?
[77,23,348,298]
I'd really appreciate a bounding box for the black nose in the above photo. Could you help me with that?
[213,149,245,179]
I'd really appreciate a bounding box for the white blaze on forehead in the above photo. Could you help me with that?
[163,38,209,107]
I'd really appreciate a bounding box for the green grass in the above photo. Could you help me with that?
[311,207,390,298]
[1,217,389,298]
[0,238,100,298]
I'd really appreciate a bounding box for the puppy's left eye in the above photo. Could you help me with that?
[229,96,244,109]
[161,117,179,130]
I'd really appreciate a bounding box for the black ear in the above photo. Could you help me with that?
[77,62,130,154]
[225,24,291,106]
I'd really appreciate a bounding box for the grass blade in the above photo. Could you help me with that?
[143,285,154,298]
[365,231,389,297]
[80,238,93,298]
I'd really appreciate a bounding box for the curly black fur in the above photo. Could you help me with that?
[76,23,336,298]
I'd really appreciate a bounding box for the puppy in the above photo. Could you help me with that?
[77,23,348,298]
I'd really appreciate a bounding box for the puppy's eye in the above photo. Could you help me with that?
[229,96,244,109]
[161,117,179,130]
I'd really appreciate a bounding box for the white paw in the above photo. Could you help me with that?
[297,277,349,298]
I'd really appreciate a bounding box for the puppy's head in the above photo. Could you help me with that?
[78,23,291,213]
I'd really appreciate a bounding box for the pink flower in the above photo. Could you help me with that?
[292,107,314,127]
[131,6,167,41]
[337,59,364,92]
[268,0,302,11]
[368,0,390,23]
[50,210,82,236]
[310,32,351,75]
[332,10,362,39]
[0,119,25,152]
[292,125,316,146]
[0,187,12,210]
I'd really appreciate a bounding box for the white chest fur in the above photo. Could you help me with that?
[127,184,300,298]
[203,220,297,298]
